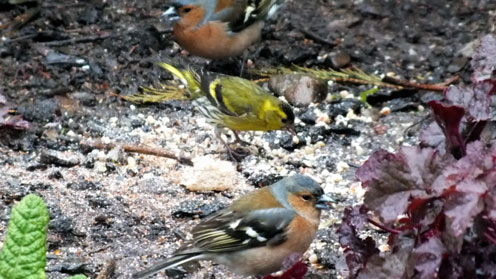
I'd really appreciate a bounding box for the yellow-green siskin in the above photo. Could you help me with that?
[154,62,295,157]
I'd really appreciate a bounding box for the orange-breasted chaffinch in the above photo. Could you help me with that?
[133,174,332,278]
[162,0,283,59]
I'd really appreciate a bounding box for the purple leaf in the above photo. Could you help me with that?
[357,147,442,224]
[471,34,496,82]
[431,141,487,194]
[444,190,484,238]
[0,92,30,130]
[432,142,491,238]
[337,206,379,277]
[420,122,446,153]
[3,115,31,130]
[413,236,446,279]
[355,234,415,279]
[445,80,496,121]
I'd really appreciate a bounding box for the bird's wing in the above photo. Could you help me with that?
[191,207,295,252]
[198,73,267,118]
[196,0,219,28]
[229,0,280,32]
[208,0,247,23]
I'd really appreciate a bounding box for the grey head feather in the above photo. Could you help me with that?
[170,0,218,29]
[269,175,322,210]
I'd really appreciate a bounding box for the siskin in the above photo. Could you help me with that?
[150,62,295,158]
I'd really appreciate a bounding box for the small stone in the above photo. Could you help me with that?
[66,130,77,138]
[94,161,107,173]
[67,180,100,191]
[146,115,156,125]
[447,56,468,73]
[127,156,136,169]
[17,98,59,122]
[329,50,351,69]
[299,109,317,125]
[71,91,96,107]
[380,107,391,115]
[309,253,319,264]
[336,161,349,172]
[48,171,63,180]
[269,74,328,107]
[40,150,82,167]
[107,146,125,163]
[355,145,364,155]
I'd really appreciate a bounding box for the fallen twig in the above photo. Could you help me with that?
[367,218,402,234]
[382,75,460,92]
[80,140,193,166]
[42,33,112,47]
[2,8,40,35]
[299,28,336,46]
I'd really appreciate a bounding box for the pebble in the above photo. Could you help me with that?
[107,146,124,163]
[94,161,107,173]
[329,50,351,68]
[66,130,77,138]
[380,107,391,116]
[40,150,82,167]
[336,162,349,172]
[309,253,319,264]
[269,74,328,107]
[146,115,156,125]
[127,156,136,169]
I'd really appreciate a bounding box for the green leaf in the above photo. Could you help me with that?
[360,87,378,107]
[0,194,49,279]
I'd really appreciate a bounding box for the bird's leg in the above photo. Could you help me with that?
[215,128,246,161]
[231,130,251,145]
[238,49,249,77]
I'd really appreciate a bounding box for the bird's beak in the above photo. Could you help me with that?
[161,6,180,24]
[315,194,333,209]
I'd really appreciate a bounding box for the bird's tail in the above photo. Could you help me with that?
[156,62,203,99]
[132,252,203,278]
[256,0,285,19]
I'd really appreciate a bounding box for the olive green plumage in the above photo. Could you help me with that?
[156,62,295,132]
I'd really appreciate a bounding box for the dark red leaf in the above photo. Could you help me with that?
[428,101,465,158]
[263,261,308,279]
[409,198,444,229]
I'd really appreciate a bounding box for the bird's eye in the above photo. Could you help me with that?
[281,117,288,123]
[301,194,312,201]
[183,7,192,13]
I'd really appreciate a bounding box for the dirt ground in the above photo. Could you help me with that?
[0,0,495,278]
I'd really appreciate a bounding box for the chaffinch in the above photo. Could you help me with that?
[162,0,283,59]
[133,174,332,278]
